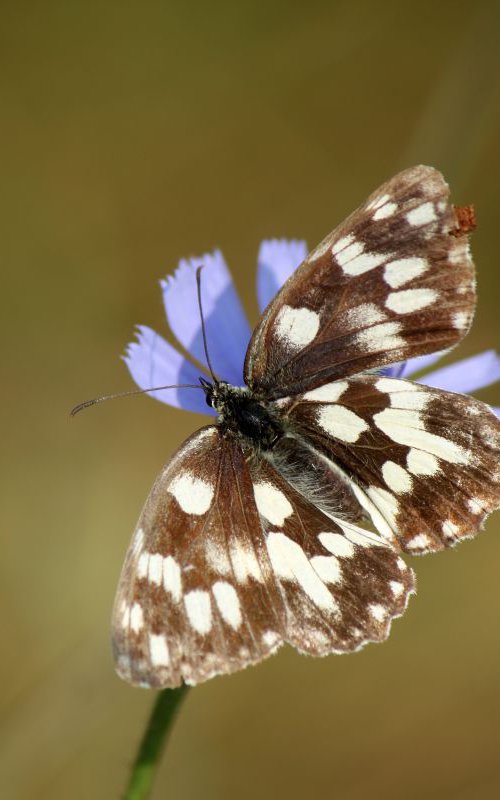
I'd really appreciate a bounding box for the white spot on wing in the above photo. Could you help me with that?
[150,634,170,666]
[385,288,438,314]
[254,481,293,526]
[121,606,131,627]
[406,448,440,476]
[341,250,391,277]
[345,303,387,327]
[406,202,436,226]
[453,311,470,330]
[355,321,405,353]
[310,555,342,584]
[375,380,430,411]
[148,553,163,585]
[376,377,419,394]
[373,201,398,220]
[384,257,428,288]
[390,581,405,598]
[169,471,214,515]
[467,497,484,514]
[137,551,149,579]
[184,590,212,634]
[369,193,390,210]
[303,380,348,402]
[316,405,369,443]
[392,392,430,411]
[382,461,413,493]
[373,408,470,464]
[319,531,355,558]
[442,520,459,538]
[205,540,232,577]
[230,540,263,583]
[163,556,182,602]
[266,532,339,613]
[449,240,471,266]
[130,602,144,633]
[369,603,387,622]
[406,533,433,551]
[332,234,356,256]
[212,581,242,629]
[263,630,280,647]
[275,305,320,349]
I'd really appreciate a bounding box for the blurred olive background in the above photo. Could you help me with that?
[2,1,500,798]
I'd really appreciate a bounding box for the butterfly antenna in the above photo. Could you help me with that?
[196,265,219,384]
[71,383,204,417]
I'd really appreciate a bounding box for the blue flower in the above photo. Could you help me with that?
[125,240,500,418]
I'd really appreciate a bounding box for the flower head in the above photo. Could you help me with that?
[125,240,500,416]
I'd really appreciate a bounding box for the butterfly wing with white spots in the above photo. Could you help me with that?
[274,376,500,554]
[112,426,414,688]
[247,454,415,655]
[113,426,285,688]
[113,426,282,687]
[111,165,500,690]
[245,165,475,398]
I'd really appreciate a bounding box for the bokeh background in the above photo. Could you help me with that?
[2,2,500,798]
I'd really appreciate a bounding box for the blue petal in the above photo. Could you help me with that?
[162,250,250,386]
[381,352,446,378]
[381,363,407,378]
[398,351,449,378]
[124,325,215,415]
[418,350,500,392]
[257,239,308,312]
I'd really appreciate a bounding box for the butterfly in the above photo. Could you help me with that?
[112,166,500,688]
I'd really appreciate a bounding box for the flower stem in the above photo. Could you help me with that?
[124,685,190,800]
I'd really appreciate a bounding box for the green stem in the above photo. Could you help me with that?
[124,685,190,800]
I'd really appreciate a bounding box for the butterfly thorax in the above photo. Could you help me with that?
[202,379,282,450]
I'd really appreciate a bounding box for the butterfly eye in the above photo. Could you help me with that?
[198,377,215,408]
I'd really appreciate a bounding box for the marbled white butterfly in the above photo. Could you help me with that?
[111,166,500,688]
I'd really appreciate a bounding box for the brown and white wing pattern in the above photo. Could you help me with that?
[276,376,500,554]
[112,426,285,688]
[246,455,414,657]
[245,166,475,398]
[112,425,414,688]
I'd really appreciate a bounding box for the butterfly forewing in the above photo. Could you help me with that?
[113,424,415,687]
[276,376,500,554]
[112,427,289,688]
[245,165,475,398]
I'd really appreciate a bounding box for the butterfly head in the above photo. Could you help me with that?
[199,376,244,414]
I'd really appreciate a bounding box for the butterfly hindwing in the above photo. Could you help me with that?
[245,165,475,398]
[112,425,415,688]
[247,455,415,654]
[276,376,500,553]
